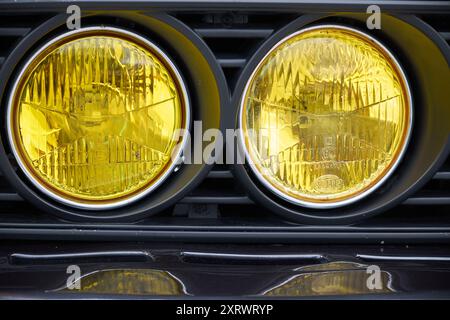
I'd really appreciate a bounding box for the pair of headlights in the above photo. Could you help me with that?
[7,25,412,211]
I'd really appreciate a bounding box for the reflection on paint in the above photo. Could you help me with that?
[62,269,187,296]
[263,262,393,296]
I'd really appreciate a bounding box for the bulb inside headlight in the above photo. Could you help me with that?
[8,27,189,209]
[240,25,412,208]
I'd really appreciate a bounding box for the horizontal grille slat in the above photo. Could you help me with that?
[206,170,233,179]
[0,193,23,202]
[179,165,450,206]
[217,58,247,68]
[180,194,450,207]
[5,168,450,206]
[0,191,255,205]
[180,196,253,205]
[0,27,30,37]
[404,197,450,205]
[440,32,450,40]
[433,172,450,180]
[194,28,273,38]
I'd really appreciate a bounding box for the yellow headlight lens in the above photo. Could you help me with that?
[241,26,411,208]
[8,28,188,209]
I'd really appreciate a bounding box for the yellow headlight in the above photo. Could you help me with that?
[8,27,189,209]
[240,26,412,208]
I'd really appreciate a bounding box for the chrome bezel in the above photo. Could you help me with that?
[7,26,191,210]
[238,24,413,209]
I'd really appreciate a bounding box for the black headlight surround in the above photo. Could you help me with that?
[0,12,228,221]
[229,13,450,225]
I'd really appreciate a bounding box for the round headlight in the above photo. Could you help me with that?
[240,25,412,208]
[8,27,189,210]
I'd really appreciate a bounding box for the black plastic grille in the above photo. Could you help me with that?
[174,12,298,90]
[0,10,449,241]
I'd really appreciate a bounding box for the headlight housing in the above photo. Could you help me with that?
[239,25,412,208]
[7,27,190,210]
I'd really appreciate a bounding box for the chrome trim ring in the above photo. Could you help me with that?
[7,26,191,210]
[238,24,413,209]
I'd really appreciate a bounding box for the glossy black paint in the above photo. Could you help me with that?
[1,242,450,298]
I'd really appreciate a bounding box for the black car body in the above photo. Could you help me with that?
[0,0,449,299]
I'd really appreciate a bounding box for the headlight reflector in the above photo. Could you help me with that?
[240,26,412,208]
[8,27,189,209]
